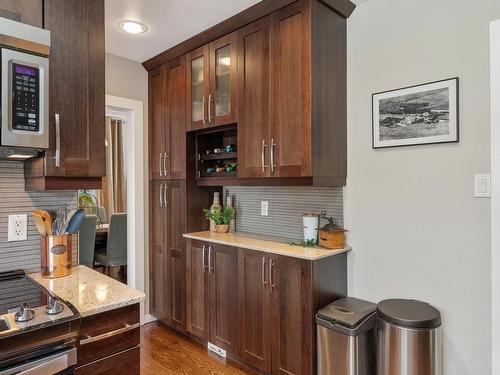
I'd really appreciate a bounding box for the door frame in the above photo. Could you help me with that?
[105,95,150,324]
[490,19,500,375]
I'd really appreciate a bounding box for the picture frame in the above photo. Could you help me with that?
[372,77,459,149]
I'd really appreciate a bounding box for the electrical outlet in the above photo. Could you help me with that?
[8,214,28,242]
[261,201,269,216]
[208,342,227,358]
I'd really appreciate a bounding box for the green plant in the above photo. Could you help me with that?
[289,239,318,247]
[203,207,234,225]
[78,190,101,226]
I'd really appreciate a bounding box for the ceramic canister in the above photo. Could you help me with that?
[303,213,320,243]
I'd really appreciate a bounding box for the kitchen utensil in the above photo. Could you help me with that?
[32,213,47,235]
[65,209,85,234]
[35,209,52,235]
[53,206,69,235]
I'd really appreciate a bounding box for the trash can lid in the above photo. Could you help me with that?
[377,299,441,329]
[317,297,376,328]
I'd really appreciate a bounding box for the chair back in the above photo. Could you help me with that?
[78,214,97,267]
[97,206,108,224]
[106,213,127,265]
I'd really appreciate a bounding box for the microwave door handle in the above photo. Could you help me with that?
[54,113,61,167]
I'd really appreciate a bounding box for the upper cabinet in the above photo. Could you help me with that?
[186,33,237,132]
[149,57,186,180]
[0,0,43,27]
[24,0,105,190]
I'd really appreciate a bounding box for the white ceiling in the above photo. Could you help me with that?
[105,0,261,62]
[105,0,369,63]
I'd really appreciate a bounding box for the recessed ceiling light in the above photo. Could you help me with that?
[117,20,148,34]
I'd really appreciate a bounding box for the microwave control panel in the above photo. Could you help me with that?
[11,63,40,132]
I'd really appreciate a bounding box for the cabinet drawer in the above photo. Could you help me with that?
[75,345,140,375]
[77,304,140,365]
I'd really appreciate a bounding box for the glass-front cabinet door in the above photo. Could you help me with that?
[209,33,238,127]
[186,46,209,131]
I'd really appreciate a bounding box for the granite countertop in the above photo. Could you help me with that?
[29,266,145,317]
[183,231,351,261]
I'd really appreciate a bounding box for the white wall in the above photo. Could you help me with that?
[105,53,150,313]
[346,1,499,374]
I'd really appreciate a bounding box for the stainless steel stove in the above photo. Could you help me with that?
[0,270,80,375]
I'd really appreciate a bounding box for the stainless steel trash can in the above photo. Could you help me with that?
[377,299,442,375]
[316,297,377,375]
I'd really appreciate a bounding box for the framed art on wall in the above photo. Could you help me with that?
[372,78,459,148]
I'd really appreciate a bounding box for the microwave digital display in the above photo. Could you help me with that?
[11,63,40,132]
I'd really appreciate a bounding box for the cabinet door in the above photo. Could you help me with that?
[166,180,186,331]
[0,0,42,27]
[209,244,238,353]
[186,46,209,131]
[271,256,314,375]
[270,2,311,178]
[237,17,271,178]
[186,240,209,340]
[165,57,186,179]
[237,249,272,373]
[149,181,168,323]
[149,65,167,180]
[43,0,105,177]
[209,33,238,127]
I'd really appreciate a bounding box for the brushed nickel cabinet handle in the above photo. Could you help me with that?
[269,260,276,290]
[261,140,268,173]
[164,153,169,176]
[262,257,268,287]
[80,323,140,345]
[208,245,212,274]
[270,139,276,173]
[202,95,206,124]
[202,244,207,272]
[159,183,164,207]
[159,153,164,177]
[54,114,61,167]
[208,94,213,123]
[164,186,169,207]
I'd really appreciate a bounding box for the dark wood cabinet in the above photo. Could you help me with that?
[25,0,105,190]
[149,58,186,180]
[76,304,140,374]
[237,17,271,178]
[237,248,272,373]
[186,240,238,354]
[0,0,42,27]
[149,181,168,322]
[186,33,238,132]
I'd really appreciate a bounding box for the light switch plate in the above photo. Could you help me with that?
[474,174,491,198]
[8,214,28,241]
[261,201,269,216]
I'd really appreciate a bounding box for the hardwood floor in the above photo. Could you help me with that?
[140,322,252,374]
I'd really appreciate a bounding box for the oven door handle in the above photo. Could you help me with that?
[80,322,140,345]
[0,348,77,375]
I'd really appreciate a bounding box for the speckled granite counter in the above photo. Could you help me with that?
[29,266,145,317]
[183,231,351,261]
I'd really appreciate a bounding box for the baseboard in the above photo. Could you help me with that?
[143,314,157,324]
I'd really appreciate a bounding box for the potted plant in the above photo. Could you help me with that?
[203,207,234,234]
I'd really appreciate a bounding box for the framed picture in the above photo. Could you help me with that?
[372,78,459,148]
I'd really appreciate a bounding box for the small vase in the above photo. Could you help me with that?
[215,224,230,234]
[226,195,235,233]
[210,192,222,232]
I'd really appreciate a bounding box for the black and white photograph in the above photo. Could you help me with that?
[372,78,459,148]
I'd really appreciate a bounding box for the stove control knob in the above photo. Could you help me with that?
[46,297,64,315]
[15,303,35,322]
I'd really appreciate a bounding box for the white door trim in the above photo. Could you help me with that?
[490,19,500,375]
[105,95,146,324]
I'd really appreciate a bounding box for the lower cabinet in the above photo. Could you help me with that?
[186,240,347,375]
[75,304,140,375]
[186,240,238,353]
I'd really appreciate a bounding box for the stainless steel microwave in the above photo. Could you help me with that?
[0,18,50,160]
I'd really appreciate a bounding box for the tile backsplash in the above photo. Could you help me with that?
[0,161,77,273]
[223,186,344,241]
